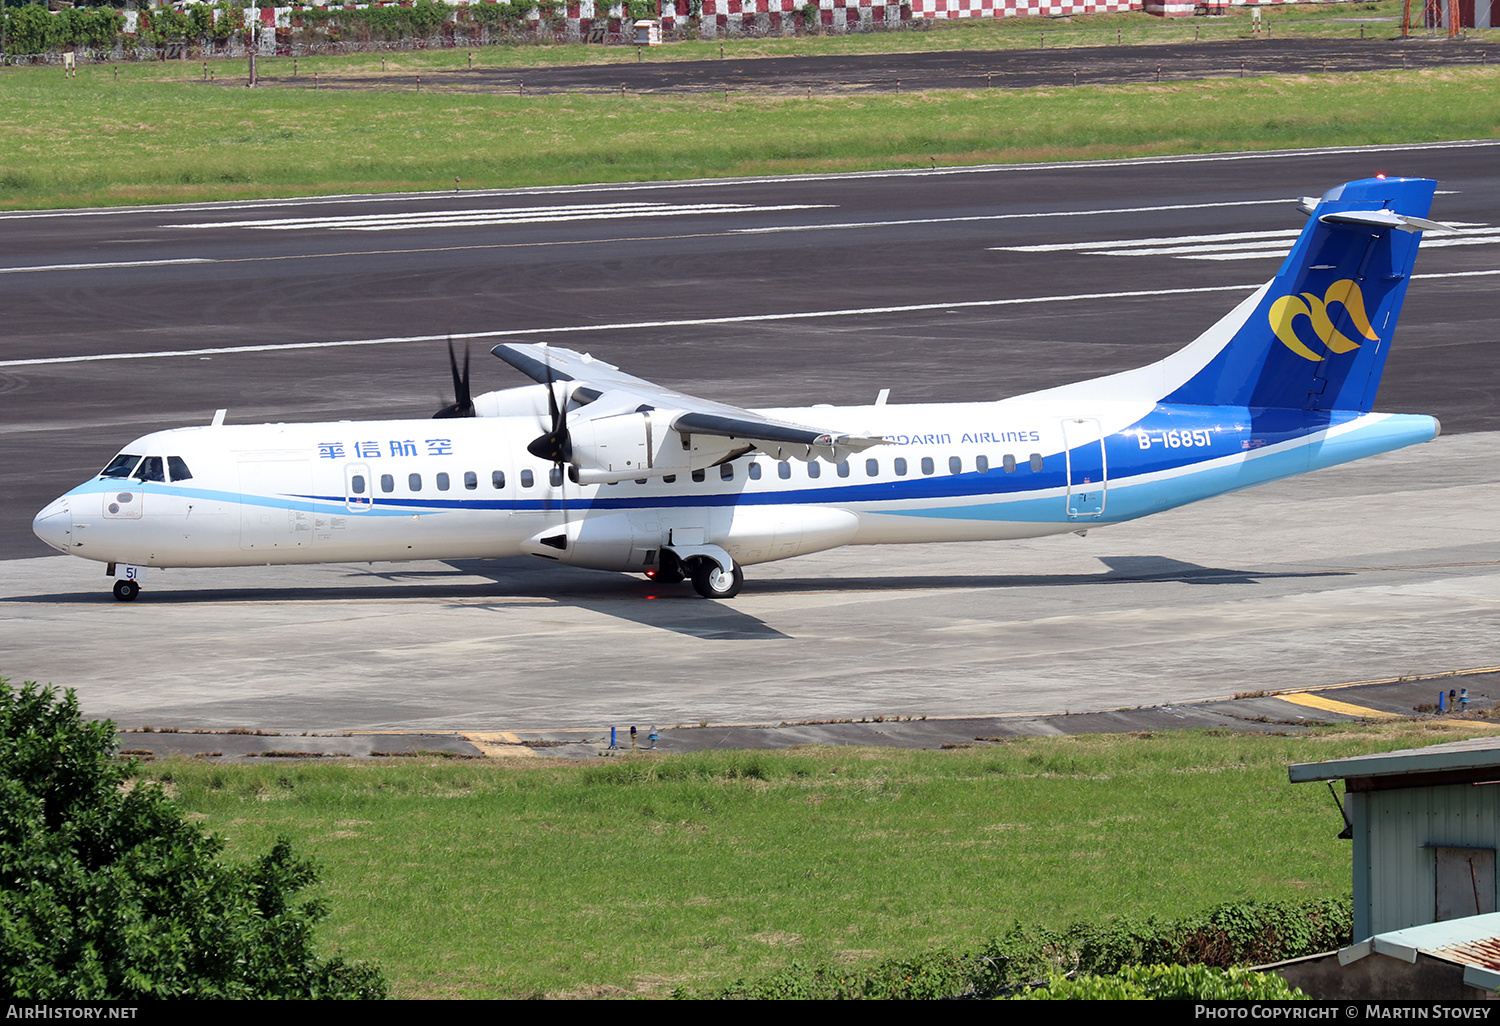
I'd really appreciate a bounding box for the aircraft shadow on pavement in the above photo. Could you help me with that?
[726,556,1347,595]
[9,555,1343,637]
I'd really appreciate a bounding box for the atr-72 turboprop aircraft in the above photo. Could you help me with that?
[34,177,1453,601]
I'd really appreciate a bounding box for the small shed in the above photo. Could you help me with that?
[1269,913,1500,999]
[1290,735,1500,942]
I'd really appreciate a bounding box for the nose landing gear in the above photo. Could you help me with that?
[112,579,140,602]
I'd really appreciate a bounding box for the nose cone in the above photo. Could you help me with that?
[33,497,72,554]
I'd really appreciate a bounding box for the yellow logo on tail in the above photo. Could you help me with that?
[1268,279,1380,362]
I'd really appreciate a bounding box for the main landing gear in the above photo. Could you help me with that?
[644,550,744,599]
[689,559,744,599]
[643,549,686,585]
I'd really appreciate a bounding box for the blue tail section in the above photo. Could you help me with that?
[1163,177,1436,413]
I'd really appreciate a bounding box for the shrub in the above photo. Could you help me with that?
[693,897,1351,999]
[0,679,385,999]
[1015,964,1307,1000]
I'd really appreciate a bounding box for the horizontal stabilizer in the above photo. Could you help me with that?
[1319,208,1459,234]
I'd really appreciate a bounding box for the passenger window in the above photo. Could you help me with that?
[521,469,534,488]
[921,457,934,476]
[837,461,850,478]
[663,474,676,484]
[380,474,395,493]
[168,456,193,482]
[1003,454,1017,473]
[491,470,504,489]
[691,469,705,483]
[409,473,422,492]
[549,466,563,487]
[101,454,141,479]
[866,458,879,477]
[720,464,735,481]
[749,463,762,481]
[351,475,366,495]
[436,472,450,491]
[777,462,791,480]
[949,456,962,475]
[465,471,478,490]
[976,455,989,473]
[1029,453,1044,472]
[894,458,907,477]
[133,456,165,483]
[807,462,820,479]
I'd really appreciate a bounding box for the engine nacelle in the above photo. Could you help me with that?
[570,410,745,482]
[471,384,555,419]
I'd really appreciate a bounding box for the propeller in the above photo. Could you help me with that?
[432,339,474,419]
[526,357,572,466]
[526,350,573,533]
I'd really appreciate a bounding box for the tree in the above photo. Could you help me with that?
[5,3,55,54]
[0,679,385,999]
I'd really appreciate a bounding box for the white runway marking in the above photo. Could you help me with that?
[991,225,1498,262]
[173,202,833,232]
[732,199,1293,235]
[0,282,1265,368]
[0,137,1491,223]
[5,269,1494,370]
[0,258,213,275]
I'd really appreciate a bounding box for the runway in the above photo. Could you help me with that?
[2,142,1497,732]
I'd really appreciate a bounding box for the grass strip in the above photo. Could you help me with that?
[3,64,1498,210]
[141,719,1500,998]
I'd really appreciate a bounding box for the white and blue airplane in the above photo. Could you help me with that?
[33,176,1453,602]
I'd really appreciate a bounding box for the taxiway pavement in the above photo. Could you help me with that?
[340,38,1490,95]
[2,143,1497,735]
[3,430,1497,734]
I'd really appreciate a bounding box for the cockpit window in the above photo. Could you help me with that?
[101,454,141,479]
[133,456,166,483]
[167,456,193,482]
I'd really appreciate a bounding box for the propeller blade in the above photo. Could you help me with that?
[432,339,475,419]
[526,352,572,463]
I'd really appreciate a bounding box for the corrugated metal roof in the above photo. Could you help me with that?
[1343,912,1500,967]
[1290,735,1500,783]
[1437,936,1500,973]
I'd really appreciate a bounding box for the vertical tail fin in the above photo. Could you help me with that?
[1163,176,1437,413]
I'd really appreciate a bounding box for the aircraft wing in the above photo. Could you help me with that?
[491,342,885,464]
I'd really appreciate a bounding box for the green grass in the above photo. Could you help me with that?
[3,62,1498,210]
[139,719,1500,998]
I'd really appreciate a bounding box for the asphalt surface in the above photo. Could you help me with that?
[105,671,1500,762]
[303,38,1488,94]
[2,142,1498,740]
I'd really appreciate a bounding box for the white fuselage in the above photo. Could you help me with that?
[32,394,1436,578]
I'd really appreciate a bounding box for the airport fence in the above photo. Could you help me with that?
[0,0,1185,60]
